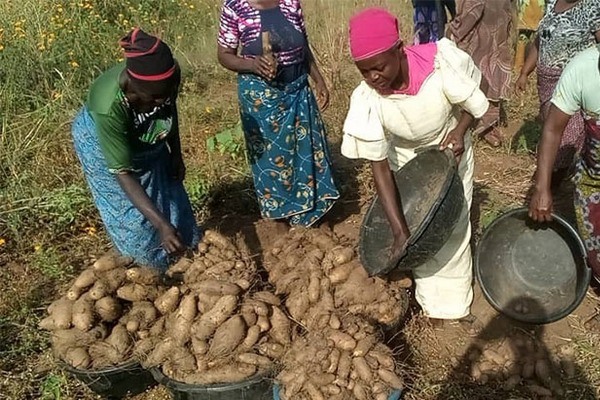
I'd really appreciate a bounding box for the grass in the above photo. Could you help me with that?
[1,0,598,398]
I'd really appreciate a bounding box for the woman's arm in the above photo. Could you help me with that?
[372,160,411,263]
[529,105,571,222]
[515,34,539,92]
[116,173,185,253]
[306,46,330,110]
[440,110,474,160]
[217,46,276,79]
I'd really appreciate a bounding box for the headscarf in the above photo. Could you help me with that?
[349,8,400,61]
[119,28,175,81]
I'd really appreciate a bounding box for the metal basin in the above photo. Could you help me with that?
[359,147,466,276]
[475,208,590,324]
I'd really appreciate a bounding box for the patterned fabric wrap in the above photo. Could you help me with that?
[413,4,441,45]
[72,107,200,270]
[237,73,339,226]
[537,64,585,169]
[218,0,306,67]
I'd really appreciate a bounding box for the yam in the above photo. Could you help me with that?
[378,369,403,389]
[47,298,73,330]
[535,359,553,385]
[191,337,209,356]
[64,347,91,369]
[235,278,251,291]
[269,306,291,345]
[238,352,272,367]
[244,299,270,316]
[209,315,246,357]
[73,268,97,289]
[253,291,281,306]
[198,292,221,314]
[39,316,58,331]
[197,242,209,253]
[328,262,356,284]
[330,247,354,266]
[72,295,94,331]
[133,337,158,360]
[257,342,284,359]
[192,279,241,296]
[126,267,159,285]
[309,372,335,386]
[368,349,395,370]
[256,315,271,333]
[328,330,356,351]
[528,384,552,397]
[352,382,368,400]
[328,314,341,330]
[170,346,197,373]
[102,267,127,292]
[326,348,341,374]
[185,363,256,385]
[149,316,166,337]
[154,286,181,315]
[353,336,375,357]
[106,324,132,354]
[308,273,321,303]
[88,323,110,340]
[522,359,535,379]
[168,315,193,346]
[203,230,234,249]
[483,348,506,365]
[336,351,352,380]
[117,284,158,302]
[304,381,325,400]
[167,257,192,277]
[89,342,123,367]
[241,325,261,350]
[352,356,373,381]
[192,295,238,340]
[66,285,86,301]
[143,338,174,368]
[285,291,310,321]
[51,329,94,356]
[176,293,197,321]
[503,374,521,391]
[126,301,158,332]
[93,254,132,272]
[95,296,122,322]
[205,261,236,276]
[241,308,258,327]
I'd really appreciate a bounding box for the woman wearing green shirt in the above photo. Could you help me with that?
[72,29,200,270]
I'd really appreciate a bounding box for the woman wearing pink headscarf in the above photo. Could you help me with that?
[342,8,489,323]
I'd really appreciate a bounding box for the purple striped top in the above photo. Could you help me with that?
[218,0,307,66]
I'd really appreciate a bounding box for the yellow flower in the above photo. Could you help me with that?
[84,226,97,235]
[0,238,6,246]
[189,4,195,9]
[38,44,46,51]
[69,60,79,68]
[34,244,41,252]
[0,45,4,52]
[205,107,212,113]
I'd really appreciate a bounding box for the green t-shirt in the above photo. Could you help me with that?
[86,63,176,174]
[551,46,600,119]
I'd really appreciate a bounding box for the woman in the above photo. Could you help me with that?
[412,0,457,44]
[515,0,545,71]
[529,45,600,329]
[72,29,200,270]
[217,0,339,227]
[342,8,489,321]
[447,0,513,147]
[515,0,600,183]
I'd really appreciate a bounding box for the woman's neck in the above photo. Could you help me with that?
[391,53,410,91]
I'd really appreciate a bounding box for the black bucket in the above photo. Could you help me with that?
[151,367,273,400]
[62,360,156,399]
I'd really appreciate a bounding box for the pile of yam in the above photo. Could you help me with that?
[466,333,572,398]
[139,230,289,385]
[40,253,165,369]
[264,227,409,329]
[276,314,403,400]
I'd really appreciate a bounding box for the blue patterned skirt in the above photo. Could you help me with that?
[72,107,200,270]
[414,4,442,44]
[237,73,339,227]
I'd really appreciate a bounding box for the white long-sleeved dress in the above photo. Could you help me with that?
[342,38,489,319]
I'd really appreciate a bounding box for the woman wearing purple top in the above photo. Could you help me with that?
[217,0,339,227]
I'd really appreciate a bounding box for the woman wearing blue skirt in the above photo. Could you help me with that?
[72,29,200,270]
[217,0,339,227]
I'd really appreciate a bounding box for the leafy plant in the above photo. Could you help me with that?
[206,124,245,159]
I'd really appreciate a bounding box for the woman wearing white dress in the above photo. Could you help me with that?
[343,8,489,321]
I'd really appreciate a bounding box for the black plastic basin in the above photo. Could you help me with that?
[475,208,591,324]
[359,147,466,276]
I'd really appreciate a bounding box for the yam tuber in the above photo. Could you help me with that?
[191,279,241,296]
[208,315,246,357]
[154,286,181,315]
[47,298,73,330]
[72,268,97,290]
[106,324,132,354]
[253,291,281,306]
[95,296,122,322]
[72,295,94,331]
[65,347,91,369]
[328,330,356,351]
[126,267,159,285]
[117,283,158,302]
[269,306,291,345]
[203,230,234,250]
[185,363,256,385]
[93,254,132,272]
[192,295,238,340]
[378,369,403,389]
[238,352,272,367]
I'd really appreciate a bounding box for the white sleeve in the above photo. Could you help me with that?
[341,83,389,161]
[436,38,489,118]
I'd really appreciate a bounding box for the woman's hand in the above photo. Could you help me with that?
[440,127,466,161]
[170,154,186,182]
[515,74,528,94]
[528,186,553,222]
[388,232,409,270]
[314,78,330,111]
[159,223,185,254]
[251,55,277,80]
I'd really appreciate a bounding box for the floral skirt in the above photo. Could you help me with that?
[237,73,339,227]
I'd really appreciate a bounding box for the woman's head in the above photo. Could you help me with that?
[349,8,405,93]
[119,28,180,112]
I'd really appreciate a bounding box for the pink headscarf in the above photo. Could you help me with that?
[349,8,400,61]
[349,7,438,96]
